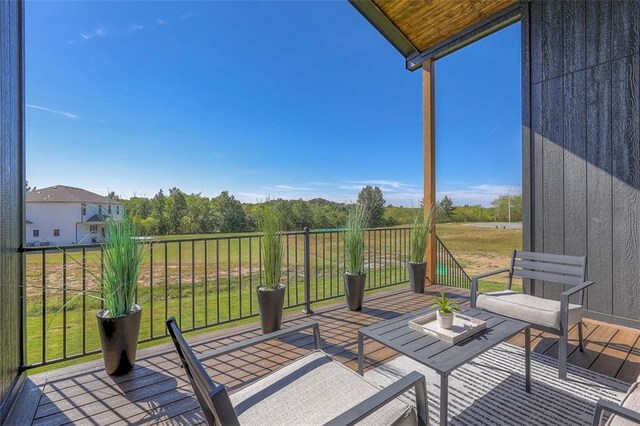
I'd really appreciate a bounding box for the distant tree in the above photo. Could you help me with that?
[150,190,167,235]
[26,181,35,192]
[357,186,385,227]
[437,196,454,222]
[165,188,188,234]
[491,193,522,222]
[107,191,121,201]
[212,191,246,233]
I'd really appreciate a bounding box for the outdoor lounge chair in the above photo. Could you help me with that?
[166,318,429,426]
[470,250,594,380]
[592,374,640,425]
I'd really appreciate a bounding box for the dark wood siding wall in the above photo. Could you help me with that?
[0,0,24,418]
[522,0,640,326]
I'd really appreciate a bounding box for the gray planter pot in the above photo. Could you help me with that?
[257,284,286,334]
[407,262,427,293]
[344,273,366,311]
[96,305,142,376]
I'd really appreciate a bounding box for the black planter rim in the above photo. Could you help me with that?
[96,304,142,319]
[257,283,286,292]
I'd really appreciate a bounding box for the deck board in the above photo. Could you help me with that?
[7,285,639,425]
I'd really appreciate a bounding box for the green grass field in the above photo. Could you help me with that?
[25,224,522,371]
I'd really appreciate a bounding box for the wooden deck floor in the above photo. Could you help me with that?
[8,285,640,425]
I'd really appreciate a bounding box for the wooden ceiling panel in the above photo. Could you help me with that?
[372,0,517,52]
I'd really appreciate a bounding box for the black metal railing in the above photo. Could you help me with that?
[435,235,471,289]
[23,226,414,368]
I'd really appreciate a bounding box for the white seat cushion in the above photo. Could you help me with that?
[607,382,640,426]
[230,350,417,426]
[476,290,583,330]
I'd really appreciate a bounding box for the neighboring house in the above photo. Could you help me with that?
[26,185,124,246]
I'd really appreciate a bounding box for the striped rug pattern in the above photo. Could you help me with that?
[365,343,629,426]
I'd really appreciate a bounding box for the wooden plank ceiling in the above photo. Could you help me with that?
[372,0,517,52]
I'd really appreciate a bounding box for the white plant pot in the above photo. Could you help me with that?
[437,311,454,330]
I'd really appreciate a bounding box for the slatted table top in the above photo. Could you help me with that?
[360,307,529,375]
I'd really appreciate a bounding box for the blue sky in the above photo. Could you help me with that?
[26,1,521,207]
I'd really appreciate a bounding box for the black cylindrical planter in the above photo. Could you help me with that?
[257,284,286,334]
[407,262,427,293]
[344,273,366,311]
[96,305,142,376]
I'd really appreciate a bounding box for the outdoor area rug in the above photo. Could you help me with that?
[365,343,629,426]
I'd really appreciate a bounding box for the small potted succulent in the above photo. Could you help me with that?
[344,204,367,311]
[257,203,285,334]
[434,292,459,330]
[96,214,147,376]
[408,205,435,293]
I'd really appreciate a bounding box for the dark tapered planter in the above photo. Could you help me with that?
[257,284,286,334]
[344,273,366,311]
[407,262,427,294]
[96,305,142,376]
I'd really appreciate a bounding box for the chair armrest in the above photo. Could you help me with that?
[592,398,640,426]
[561,280,595,299]
[470,268,510,308]
[323,371,428,426]
[199,321,321,362]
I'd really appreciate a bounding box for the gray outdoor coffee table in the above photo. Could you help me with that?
[358,307,531,426]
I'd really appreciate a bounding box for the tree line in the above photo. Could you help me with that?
[122,186,522,236]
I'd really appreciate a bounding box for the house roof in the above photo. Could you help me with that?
[84,214,105,223]
[349,0,519,70]
[27,185,120,204]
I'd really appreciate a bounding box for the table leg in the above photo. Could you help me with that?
[525,326,531,393]
[440,374,448,426]
[358,332,364,376]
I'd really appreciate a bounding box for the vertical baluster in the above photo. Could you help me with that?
[248,237,252,316]
[227,238,231,320]
[295,233,299,306]
[329,232,333,297]
[164,242,168,334]
[286,234,290,306]
[322,233,326,299]
[150,243,154,339]
[82,247,86,354]
[178,242,183,326]
[41,250,46,364]
[216,240,220,324]
[192,240,195,329]
[62,251,67,359]
[204,240,208,326]
[238,237,242,317]
[314,232,318,301]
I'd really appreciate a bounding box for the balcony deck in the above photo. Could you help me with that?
[8,285,640,425]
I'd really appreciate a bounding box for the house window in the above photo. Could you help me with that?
[99,205,103,215]
[116,205,120,215]
[101,227,106,238]
[90,225,98,233]
[33,230,39,237]
[81,203,86,216]
[108,205,112,215]
[53,229,60,237]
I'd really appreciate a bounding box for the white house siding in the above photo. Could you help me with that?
[26,202,82,246]
[26,201,124,245]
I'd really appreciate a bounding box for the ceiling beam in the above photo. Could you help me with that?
[406,3,521,70]
[348,0,419,58]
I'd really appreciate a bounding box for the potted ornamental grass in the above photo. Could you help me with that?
[434,292,459,330]
[257,204,286,334]
[407,204,435,293]
[344,204,367,311]
[96,214,147,376]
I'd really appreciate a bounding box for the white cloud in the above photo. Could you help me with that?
[27,104,78,119]
[80,26,108,41]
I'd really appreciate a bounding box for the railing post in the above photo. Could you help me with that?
[302,227,314,314]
